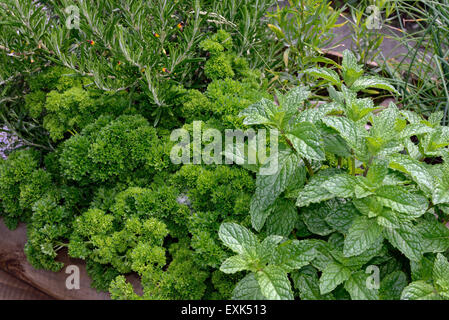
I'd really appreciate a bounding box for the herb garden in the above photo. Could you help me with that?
[1,0,449,301]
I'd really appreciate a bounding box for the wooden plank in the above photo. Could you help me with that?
[0,218,110,300]
[0,269,53,300]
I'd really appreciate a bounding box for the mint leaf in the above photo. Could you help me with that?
[379,271,408,300]
[301,201,335,236]
[343,216,383,257]
[321,173,356,198]
[389,154,434,196]
[342,50,364,86]
[417,219,449,253]
[266,199,298,237]
[273,239,317,271]
[344,271,379,300]
[279,86,311,119]
[220,255,249,274]
[250,149,304,231]
[401,281,441,300]
[433,169,449,205]
[232,273,266,300]
[219,223,259,255]
[319,262,351,294]
[292,266,335,300]
[286,122,325,161]
[351,77,398,94]
[434,253,449,292]
[353,196,383,218]
[366,161,388,186]
[399,123,434,139]
[384,222,423,261]
[239,98,278,126]
[257,235,284,264]
[411,255,435,282]
[256,265,294,300]
[304,67,340,86]
[322,132,352,157]
[296,176,336,208]
[325,201,361,234]
[322,116,367,156]
[375,185,428,218]
[376,209,403,229]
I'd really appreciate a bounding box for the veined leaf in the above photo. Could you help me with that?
[341,50,364,86]
[325,201,361,234]
[411,255,435,282]
[379,271,408,300]
[353,197,383,217]
[375,185,428,218]
[401,281,441,300]
[350,76,398,94]
[343,216,383,257]
[434,253,449,292]
[296,175,336,208]
[279,86,311,120]
[344,271,379,300]
[220,255,249,274]
[232,273,266,300]
[257,235,284,264]
[322,116,367,157]
[250,149,304,231]
[301,201,335,236]
[218,223,259,255]
[321,173,357,198]
[273,239,317,271]
[319,262,351,294]
[256,265,294,300]
[384,221,424,261]
[399,123,434,139]
[417,219,449,253]
[239,98,278,126]
[266,199,299,237]
[286,122,325,161]
[388,154,434,196]
[304,67,340,86]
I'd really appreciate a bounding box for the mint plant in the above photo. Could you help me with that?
[221,50,449,300]
[219,222,317,300]
[402,253,449,300]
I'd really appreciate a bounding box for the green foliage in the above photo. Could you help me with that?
[0,0,278,130]
[109,241,209,300]
[24,189,80,271]
[402,254,449,300]
[223,50,449,300]
[200,30,235,80]
[180,77,269,128]
[219,223,317,300]
[24,67,131,141]
[59,115,168,184]
[266,0,343,85]
[1,0,448,302]
[0,149,47,228]
[173,165,255,268]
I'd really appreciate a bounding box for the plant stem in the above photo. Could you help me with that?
[303,158,314,176]
[351,156,356,176]
[363,156,374,177]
